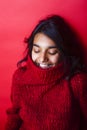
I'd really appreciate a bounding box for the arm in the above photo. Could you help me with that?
[5,69,22,130]
[71,72,87,129]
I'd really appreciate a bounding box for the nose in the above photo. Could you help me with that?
[39,52,48,63]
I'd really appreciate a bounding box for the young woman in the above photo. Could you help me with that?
[6,15,87,130]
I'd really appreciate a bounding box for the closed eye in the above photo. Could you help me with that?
[32,44,40,53]
[48,51,58,55]
[33,50,40,53]
[48,49,59,55]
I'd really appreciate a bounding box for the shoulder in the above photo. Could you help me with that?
[12,66,27,84]
[70,72,87,85]
[70,72,87,99]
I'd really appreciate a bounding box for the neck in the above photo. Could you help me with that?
[25,56,69,85]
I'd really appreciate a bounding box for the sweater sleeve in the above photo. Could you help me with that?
[71,73,87,130]
[5,69,23,130]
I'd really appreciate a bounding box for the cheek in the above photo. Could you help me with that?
[49,55,60,64]
[31,52,38,62]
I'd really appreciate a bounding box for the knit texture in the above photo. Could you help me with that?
[5,56,87,130]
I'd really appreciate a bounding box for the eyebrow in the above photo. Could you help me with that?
[33,44,57,49]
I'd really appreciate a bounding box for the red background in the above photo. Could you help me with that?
[0,0,87,129]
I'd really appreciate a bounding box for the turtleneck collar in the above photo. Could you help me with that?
[22,55,68,85]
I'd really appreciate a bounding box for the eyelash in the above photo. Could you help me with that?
[33,50,40,53]
[34,50,58,55]
[48,51,58,55]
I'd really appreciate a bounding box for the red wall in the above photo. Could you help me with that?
[0,0,87,129]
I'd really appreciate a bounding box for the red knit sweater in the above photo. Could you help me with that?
[6,56,87,130]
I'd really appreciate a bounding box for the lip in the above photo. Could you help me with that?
[36,63,54,69]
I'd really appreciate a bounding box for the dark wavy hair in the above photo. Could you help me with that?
[18,14,85,79]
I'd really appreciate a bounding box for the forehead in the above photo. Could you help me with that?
[33,33,57,48]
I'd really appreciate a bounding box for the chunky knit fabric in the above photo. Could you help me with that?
[6,56,87,130]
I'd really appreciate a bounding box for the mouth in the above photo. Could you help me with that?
[36,63,55,69]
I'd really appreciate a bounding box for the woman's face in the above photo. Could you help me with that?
[31,33,61,69]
